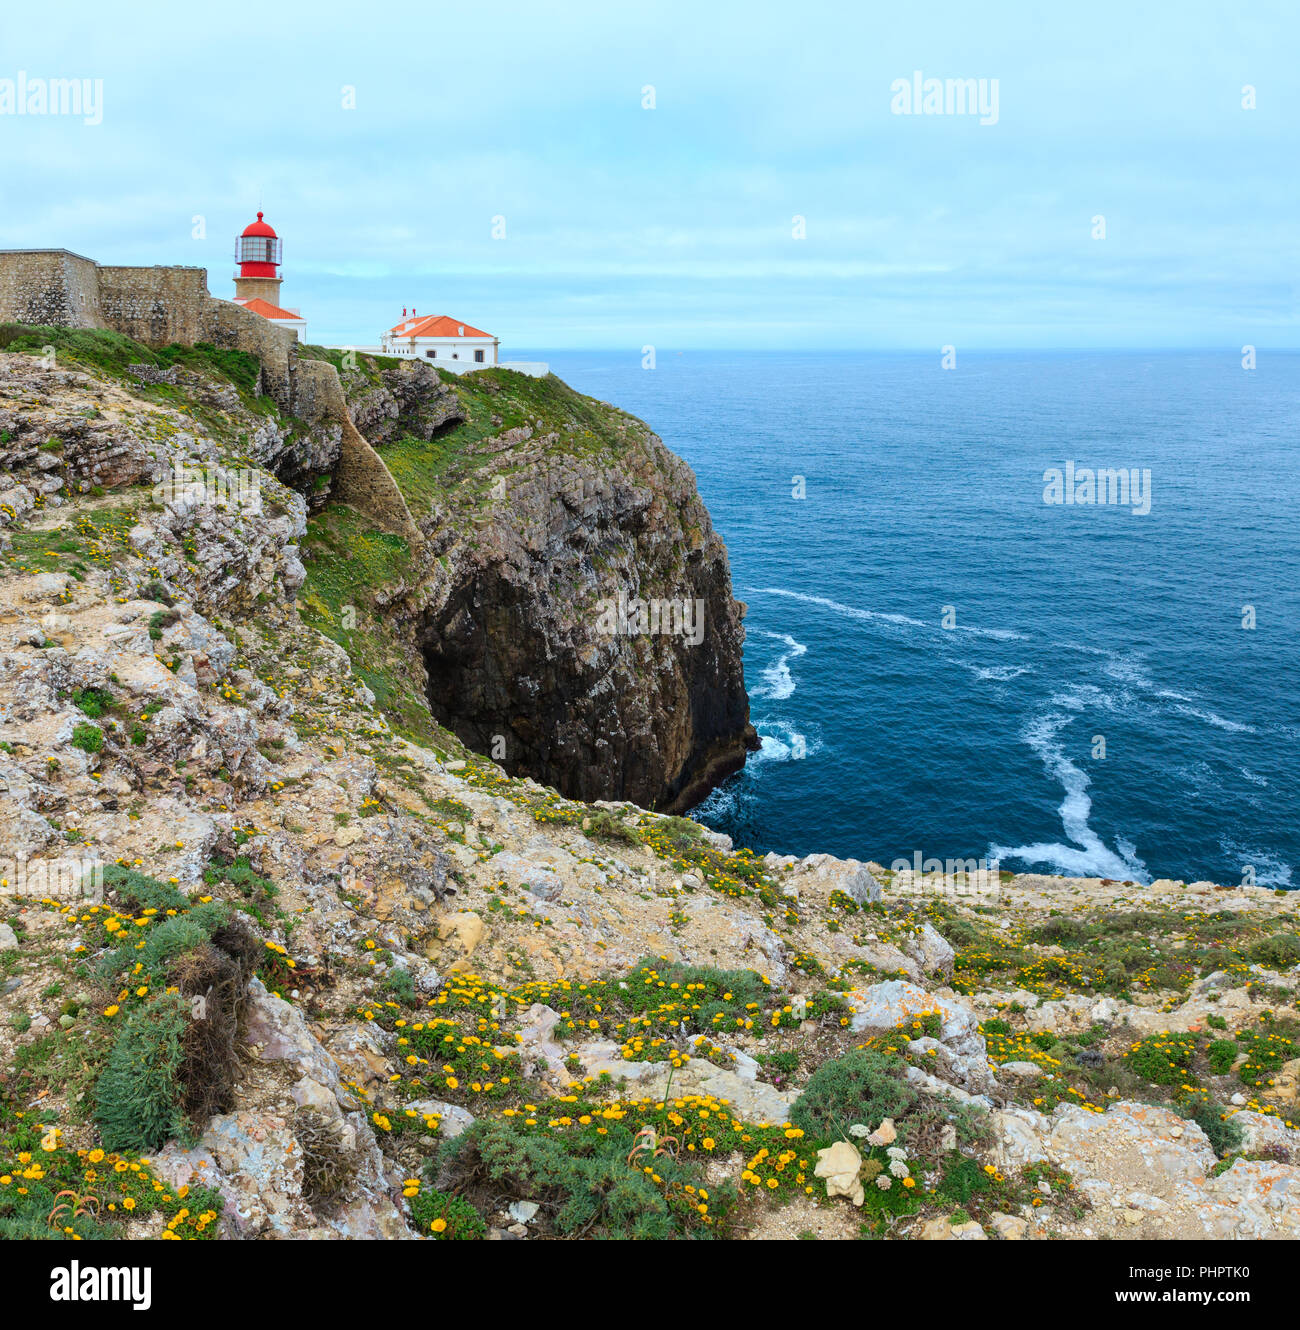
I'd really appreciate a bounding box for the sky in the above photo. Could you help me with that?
[0,1,1296,349]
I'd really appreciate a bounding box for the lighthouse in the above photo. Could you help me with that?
[234,212,283,304]
[231,212,306,340]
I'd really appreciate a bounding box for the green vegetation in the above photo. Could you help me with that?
[94,992,192,1152]
[0,1084,222,1240]
[582,808,640,845]
[789,1050,917,1138]
[302,348,648,518]
[71,686,113,719]
[953,905,1295,1001]
[0,324,273,416]
[299,504,438,742]
[70,722,103,754]
[1250,931,1300,969]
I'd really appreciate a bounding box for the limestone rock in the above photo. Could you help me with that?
[904,922,956,979]
[814,1140,864,1207]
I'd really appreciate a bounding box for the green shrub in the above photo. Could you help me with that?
[653,816,705,851]
[137,902,231,971]
[96,900,230,979]
[141,578,175,606]
[1125,1033,1197,1086]
[384,968,417,1004]
[71,687,113,719]
[1249,933,1300,969]
[1234,1025,1297,1087]
[436,1116,725,1239]
[102,864,188,913]
[1179,1099,1244,1158]
[789,1049,917,1138]
[1207,1038,1239,1076]
[936,1151,996,1206]
[583,809,639,845]
[410,1187,487,1240]
[94,993,191,1152]
[1028,917,1091,946]
[70,722,103,754]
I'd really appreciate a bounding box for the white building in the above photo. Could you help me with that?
[373,310,548,376]
[380,312,499,369]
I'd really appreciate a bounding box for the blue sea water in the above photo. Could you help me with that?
[529,350,1300,888]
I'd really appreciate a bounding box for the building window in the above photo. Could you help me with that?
[426,350,436,358]
[474,349,485,362]
[452,353,459,359]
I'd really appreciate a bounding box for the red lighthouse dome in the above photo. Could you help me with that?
[235,212,282,279]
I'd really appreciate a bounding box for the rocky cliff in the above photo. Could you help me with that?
[0,336,1297,1246]
[319,353,758,811]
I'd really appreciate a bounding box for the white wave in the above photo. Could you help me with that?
[1102,653,1154,689]
[1156,689,1195,702]
[1239,767,1269,788]
[956,624,1029,642]
[749,719,820,766]
[753,586,1026,641]
[1172,704,1257,735]
[751,630,807,701]
[692,782,740,822]
[968,664,1032,682]
[753,586,927,630]
[989,709,1150,883]
[1218,840,1293,889]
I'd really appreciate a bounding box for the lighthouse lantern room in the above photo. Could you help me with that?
[231,212,307,340]
[233,212,284,304]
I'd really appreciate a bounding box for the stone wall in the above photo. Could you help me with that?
[0,250,104,329]
[97,265,210,347]
[205,296,296,411]
[0,248,420,541]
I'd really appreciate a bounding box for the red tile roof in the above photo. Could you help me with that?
[237,297,303,322]
[386,314,492,339]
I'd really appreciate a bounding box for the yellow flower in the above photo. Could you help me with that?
[88,1149,105,1164]
[123,1198,136,1211]
[431,1217,448,1233]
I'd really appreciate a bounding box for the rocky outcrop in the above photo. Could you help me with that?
[412,426,755,812]
[334,363,758,812]
[339,357,464,446]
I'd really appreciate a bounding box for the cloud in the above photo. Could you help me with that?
[1,0,1297,347]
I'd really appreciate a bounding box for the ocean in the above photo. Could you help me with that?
[530,350,1300,889]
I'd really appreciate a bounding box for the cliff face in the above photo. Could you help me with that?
[334,359,758,812]
[416,434,756,811]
